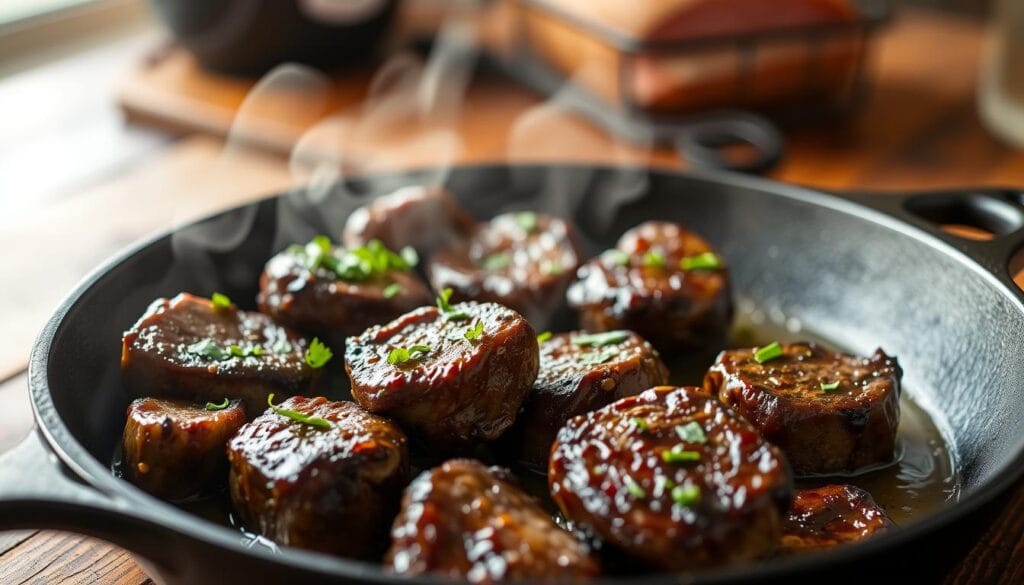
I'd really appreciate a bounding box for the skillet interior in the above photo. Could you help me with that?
[36,164,1024,583]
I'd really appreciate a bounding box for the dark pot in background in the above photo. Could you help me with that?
[150,0,397,75]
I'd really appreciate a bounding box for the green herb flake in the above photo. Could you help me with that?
[400,246,419,268]
[436,288,470,321]
[580,350,616,366]
[679,252,723,271]
[387,345,432,366]
[754,341,784,364]
[382,283,402,299]
[229,344,264,358]
[210,292,232,310]
[515,211,538,233]
[820,380,842,393]
[187,339,231,361]
[662,448,701,464]
[464,321,484,341]
[304,338,333,369]
[541,260,563,276]
[294,236,415,281]
[267,393,331,429]
[675,422,707,444]
[672,484,701,507]
[572,331,629,348]
[604,249,630,267]
[481,253,511,271]
[537,331,553,343]
[624,476,646,499]
[631,417,650,433]
[642,251,666,268]
[205,398,230,411]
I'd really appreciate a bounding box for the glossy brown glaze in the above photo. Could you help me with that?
[342,185,476,255]
[704,341,902,475]
[257,243,432,348]
[782,484,895,553]
[549,386,792,570]
[121,397,245,500]
[346,302,539,448]
[567,221,732,356]
[227,396,409,559]
[121,293,317,418]
[515,330,669,470]
[429,212,582,326]
[387,459,600,583]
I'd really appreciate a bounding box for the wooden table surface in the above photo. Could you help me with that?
[2,8,1024,584]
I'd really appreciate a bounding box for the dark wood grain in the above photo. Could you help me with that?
[0,532,151,585]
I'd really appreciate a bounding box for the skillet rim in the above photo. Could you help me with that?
[27,162,1024,584]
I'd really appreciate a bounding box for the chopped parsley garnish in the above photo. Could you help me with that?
[294,236,415,281]
[464,321,484,341]
[515,211,538,233]
[624,476,646,499]
[541,260,563,275]
[205,398,230,411]
[672,484,701,507]
[579,350,616,366]
[267,393,331,429]
[303,235,332,271]
[187,339,231,361]
[631,417,650,433]
[481,253,511,271]
[820,380,842,393]
[229,344,264,358]
[382,283,402,299]
[642,251,666,268]
[753,341,784,364]
[388,345,432,365]
[537,331,553,343]
[304,338,333,369]
[675,422,707,444]
[662,448,701,464]
[679,252,723,271]
[436,288,470,321]
[210,292,232,310]
[604,249,630,267]
[572,331,629,347]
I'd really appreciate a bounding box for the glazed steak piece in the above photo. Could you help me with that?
[346,301,539,447]
[387,459,600,583]
[567,221,732,356]
[704,341,902,475]
[516,330,670,470]
[228,396,409,559]
[257,237,432,347]
[121,397,245,500]
[429,211,582,326]
[782,484,894,553]
[549,386,792,570]
[342,185,475,255]
[121,293,318,417]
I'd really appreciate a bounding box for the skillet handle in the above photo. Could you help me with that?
[0,429,179,573]
[673,111,785,175]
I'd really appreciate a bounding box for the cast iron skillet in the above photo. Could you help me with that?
[2,164,1024,584]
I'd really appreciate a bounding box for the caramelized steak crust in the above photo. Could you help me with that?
[516,330,669,470]
[121,293,316,417]
[704,341,902,475]
[782,484,894,553]
[429,212,582,326]
[121,397,245,500]
[549,386,792,570]
[227,397,409,558]
[387,459,599,583]
[567,221,732,356]
[257,242,432,347]
[345,302,539,447]
[342,185,475,254]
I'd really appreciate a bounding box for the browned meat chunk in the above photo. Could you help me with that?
[345,299,539,448]
[549,386,792,570]
[515,330,669,470]
[227,396,409,559]
[121,397,245,500]
[387,459,599,583]
[121,293,322,418]
[429,212,582,325]
[257,236,432,348]
[567,221,732,355]
[343,185,475,255]
[782,484,894,553]
[704,341,902,475]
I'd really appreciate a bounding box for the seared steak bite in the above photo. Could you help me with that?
[227,396,409,559]
[121,293,321,417]
[257,236,432,347]
[515,330,670,470]
[429,211,582,325]
[343,185,475,255]
[121,397,245,500]
[345,298,539,448]
[387,459,600,583]
[704,341,902,475]
[782,484,894,553]
[567,221,732,356]
[549,386,792,570]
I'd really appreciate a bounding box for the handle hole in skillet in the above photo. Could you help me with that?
[1008,248,1024,293]
[904,193,1024,241]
